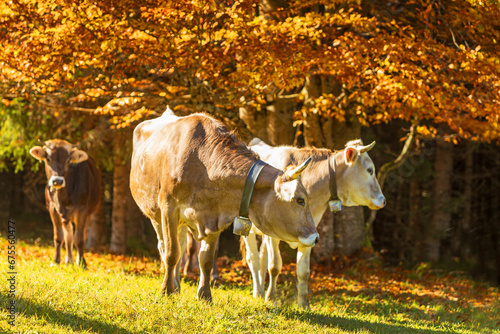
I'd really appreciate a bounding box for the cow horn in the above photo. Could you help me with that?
[285,157,312,180]
[359,141,376,153]
[38,139,48,148]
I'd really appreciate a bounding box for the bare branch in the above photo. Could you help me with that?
[365,124,417,231]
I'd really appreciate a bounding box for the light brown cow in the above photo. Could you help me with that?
[130,109,318,301]
[245,138,386,308]
[29,139,101,267]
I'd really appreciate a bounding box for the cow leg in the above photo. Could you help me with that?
[176,225,188,288]
[265,237,282,302]
[50,209,64,265]
[74,214,90,268]
[259,236,268,293]
[197,232,219,302]
[210,238,220,282]
[297,246,312,309]
[160,205,181,295]
[182,228,196,276]
[63,222,74,264]
[150,218,166,269]
[244,233,264,298]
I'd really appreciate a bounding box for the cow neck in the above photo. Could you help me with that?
[233,159,267,236]
[328,152,342,212]
[49,186,71,220]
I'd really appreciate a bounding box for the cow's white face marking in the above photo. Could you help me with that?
[49,176,66,190]
[275,178,299,202]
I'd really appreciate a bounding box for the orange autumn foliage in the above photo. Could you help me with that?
[1,0,499,141]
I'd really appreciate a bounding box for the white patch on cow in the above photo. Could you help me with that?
[183,207,197,221]
[275,179,299,202]
[48,175,66,189]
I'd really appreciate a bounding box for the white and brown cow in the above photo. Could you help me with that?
[30,139,101,267]
[245,138,386,308]
[130,108,319,301]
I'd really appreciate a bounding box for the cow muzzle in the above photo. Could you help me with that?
[370,195,386,210]
[298,233,320,247]
[49,176,66,189]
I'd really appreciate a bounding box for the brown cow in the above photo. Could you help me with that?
[30,139,101,267]
[130,108,319,301]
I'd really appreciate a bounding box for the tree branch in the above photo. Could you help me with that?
[365,124,417,232]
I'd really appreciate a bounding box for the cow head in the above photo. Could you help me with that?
[253,158,319,247]
[30,139,88,190]
[336,140,386,210]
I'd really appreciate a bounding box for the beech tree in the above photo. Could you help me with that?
[1,0,499,256]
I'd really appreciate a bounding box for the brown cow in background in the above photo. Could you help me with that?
[30,139,101,267]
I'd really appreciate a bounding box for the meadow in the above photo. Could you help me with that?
[1,220,499,334]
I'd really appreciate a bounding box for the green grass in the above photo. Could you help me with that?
[1,237,499,333]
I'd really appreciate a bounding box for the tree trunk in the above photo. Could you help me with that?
[332,206,366,256]
[313,209,334,264]
[126,174,149,248]
[86,204,108,250]
[109,138,128,254]
[239,97,295,145]
[491,149,500,285]
[408,175,421,261]
[460,141,473,260]
[302,75,365,258]
[425,139,453,261]
[86,172,108,250]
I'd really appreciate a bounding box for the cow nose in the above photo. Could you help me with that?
[375,195,386,208]
[49,176,66,189]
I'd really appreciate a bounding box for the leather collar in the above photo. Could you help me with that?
[328,154,342,212]
[233,159,267,236]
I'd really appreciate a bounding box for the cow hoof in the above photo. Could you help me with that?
[77,258,88,269]
[197,289,213,303]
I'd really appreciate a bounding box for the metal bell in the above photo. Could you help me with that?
[329,200,342,212]
[233,216,252,236]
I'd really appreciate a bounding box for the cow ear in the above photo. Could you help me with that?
[29,146,46,161]
[344,146,358,166]
[70,149,88,164]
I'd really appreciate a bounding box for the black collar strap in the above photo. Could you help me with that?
[328,154,342,212]
[233,159,267,236]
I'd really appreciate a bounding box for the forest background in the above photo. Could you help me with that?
[1,0,500,286]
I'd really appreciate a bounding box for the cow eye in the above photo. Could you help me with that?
[367,168,374,176]
[296,197,306,206]
[46,157,52,163]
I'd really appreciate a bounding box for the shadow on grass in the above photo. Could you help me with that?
[1,292,135,334]
[285,310,451,334]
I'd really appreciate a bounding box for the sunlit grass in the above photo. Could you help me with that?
[1,234,499,333]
